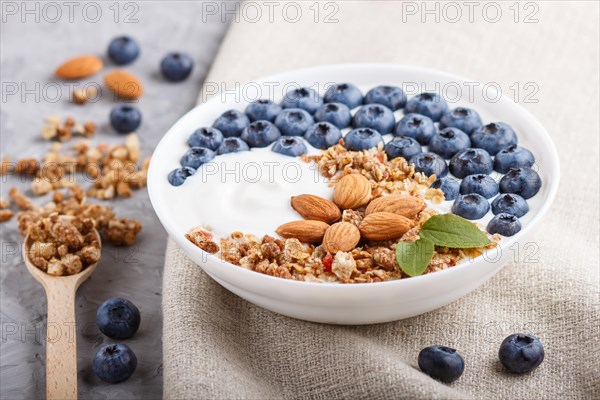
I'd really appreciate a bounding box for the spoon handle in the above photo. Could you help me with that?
[45,281,78,400]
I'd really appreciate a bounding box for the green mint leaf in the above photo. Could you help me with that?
[395,238,435,277]
[420,214,492,248]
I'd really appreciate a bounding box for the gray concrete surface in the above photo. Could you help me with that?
[0,3,229,399]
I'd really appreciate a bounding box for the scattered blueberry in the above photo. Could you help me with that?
[107,36,140,65]
[314,102,352,129]
[271,136,307,157]
[180,147,216,169]
[428,127,472,159]
[168,167,195,186]
[499,167,542,199]
[241,120,281,148]
[498,333,544,373]
[245,99,282,122]
[274,108,314,136]
[449,148,493,179]
[405,92,449,122]
[418,345,465,383]
[281,87,323,114]
[494,145,535,174]
[451,193,490,220]
[160,52,194,82]
[431,177,461,201]
[96,298,141,340]
[212,110,250,138]
[439,107,483,135]
[384,137,422,160]
[409,152,448,178]
[92,343,137,383]
[304,122,342,149]
[324,83,363,109]
[487,213,522,236]
[394,113,436,145]
[110,105,142,134]
[460,174,499,199]
[187,127,223,151]
[344,128,383,151]
[217,137,249,155]
[471,122,518,155]
[352,104,395,134]
[364,85,407,110]
[491,193,529,217]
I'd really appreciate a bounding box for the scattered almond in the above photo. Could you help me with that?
[365,194,425,220]
[291,194,341,223]
[55,55,103,79]
[322,222,361,254]
[275,220,329,243]
[104,69,143,99]
[332,174,372,210]
[358,212,413,241]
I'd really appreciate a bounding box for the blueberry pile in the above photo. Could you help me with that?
[169,84,542,237]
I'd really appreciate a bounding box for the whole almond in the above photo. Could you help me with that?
[56,55,103,79]
[323,222,361,253]
[275,220,329,243]
[359,212,413,241]
[291,194,341,223]
[104,70,144,99]
[365,194,425,220]
[333,174,372,210]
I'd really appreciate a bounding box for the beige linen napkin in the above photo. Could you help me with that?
[163,2,600,399]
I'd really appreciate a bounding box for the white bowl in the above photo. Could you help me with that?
[148,64,559,325]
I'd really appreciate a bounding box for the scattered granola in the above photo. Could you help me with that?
[41,116,96,142]
[72,86,98,105]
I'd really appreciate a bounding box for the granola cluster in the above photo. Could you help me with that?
[42,116,96,142]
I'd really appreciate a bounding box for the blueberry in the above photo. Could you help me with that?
[187,127,223,151]
[499,333,544,373]
[274,108,314,136]
[394,113,436,145]
[314,102,352,129]
[180,147,216,169]
[92,343,137,383]
[110,105,142,134]
[487,213,522,236]
[494,145,535,174]
[160,52,194,82]
[271,136,307,157]
[409,152,448,178]
[107,36,140,65]
[405,93,449,122]
[344,128,383,151]
[431,177,460,200]
[418,346,464,383]
[439,107,483,135]
[499,167,542,199]
[281,87,323,114]
[217,137,249,155]
[352,104,395,134]
[460,174,499,199]
[241,120,281,148]
[451,193,490,220]
[324,83,363,109]
[245,99,282,122]
[168,167,195,186]
[428,127,472,159]
[96,297,141,340]
[471,122,518,155]
[304,122,342,150]
[384,137,422,160]
[364,85,407,110]
[449,149,493,179]
[212,110,250,138]
[491,193,529,217]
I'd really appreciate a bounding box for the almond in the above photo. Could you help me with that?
[333,174,372,210]
[359,212,413,241]
[104,69,144,99]
[275,220,329,243]
[365,194,425,220]
[55,55,103,79]
[291,194,341,223]
[322,222,361,253]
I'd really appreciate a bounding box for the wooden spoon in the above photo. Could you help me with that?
[23,226,101,400]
